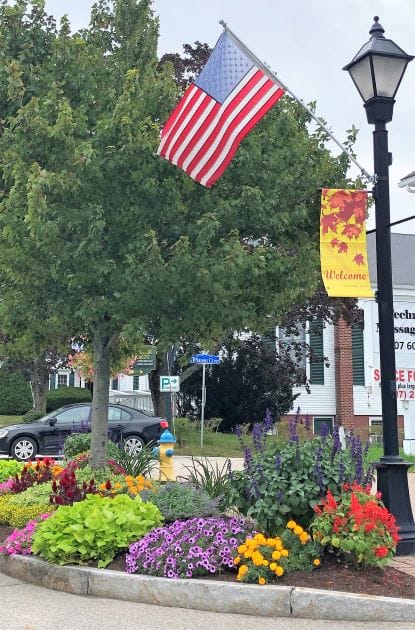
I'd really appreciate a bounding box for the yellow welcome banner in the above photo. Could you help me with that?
[320,189,374,298]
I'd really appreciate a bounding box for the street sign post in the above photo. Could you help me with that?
[190,354,221,447]
[160,375,180,393]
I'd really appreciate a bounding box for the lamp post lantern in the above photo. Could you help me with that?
[344,17,415,554]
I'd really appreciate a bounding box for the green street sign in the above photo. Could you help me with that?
[160,375,180,392]
[132,349,156,375]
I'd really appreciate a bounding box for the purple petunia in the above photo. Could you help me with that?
[125,516,255,579]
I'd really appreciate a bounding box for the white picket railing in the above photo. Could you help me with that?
[109,389,153,414]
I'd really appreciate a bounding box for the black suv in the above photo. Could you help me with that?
[0,403,168,461]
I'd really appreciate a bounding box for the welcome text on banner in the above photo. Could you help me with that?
[320,188,374,298]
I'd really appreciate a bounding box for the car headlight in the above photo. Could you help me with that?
[0,428,9,439]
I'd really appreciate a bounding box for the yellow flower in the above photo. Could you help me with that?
[234,556,241,565]
[275,566,284,577]
[252,552,263,567]
[262,560,269,567]
[254,533,267,545]
[286,520,296,529]
[272,550,281,560]
[313,558,321,567]
[266,538,276,547]
[258,577,266,585]
[238,544,247,554]
[270,562,277,571]
[300,532,309,543]
[244,550,252,559]
[281,549,289,558]
[237,565,248,580]
[294,526,303,536]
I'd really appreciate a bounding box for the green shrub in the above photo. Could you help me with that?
[64,433,120,460]
[0,460,24,483]
[32,493,163,567]
[0,369,32,415]
[46,387,91,412]
[140,482,221,521]
[22,410,44,423]
[228,422,374,534]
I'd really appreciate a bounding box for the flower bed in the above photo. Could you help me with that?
[0,415,409,599]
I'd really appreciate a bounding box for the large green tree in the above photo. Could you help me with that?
[179,332,301,431]
[0,0,354,468]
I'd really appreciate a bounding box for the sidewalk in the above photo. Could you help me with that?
[391,471,415,574]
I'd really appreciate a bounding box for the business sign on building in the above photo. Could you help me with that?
[371,300,415,396]
[371,300,415,365]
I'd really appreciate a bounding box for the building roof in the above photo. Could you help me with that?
[398,171,415,187]
[367,232,415,286]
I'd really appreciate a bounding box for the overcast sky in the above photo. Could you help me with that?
[43,0,415,234]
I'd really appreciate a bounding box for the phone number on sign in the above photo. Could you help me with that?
[397,389,415,399]
[395,341,415,350]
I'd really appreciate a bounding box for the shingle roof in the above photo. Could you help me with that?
[367,232,415,286]
[399,171,415,185]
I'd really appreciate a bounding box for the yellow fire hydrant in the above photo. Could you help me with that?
[153,429,176,482]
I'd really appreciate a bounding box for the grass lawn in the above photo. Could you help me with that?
[0,415,22,428]
[173,426,246,457]
[366,444,415,470]
[172,423,415,466]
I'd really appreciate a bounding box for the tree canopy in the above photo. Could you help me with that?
[0,0,356,466]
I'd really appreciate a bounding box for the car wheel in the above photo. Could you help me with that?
[10,436,38,462]
[122,435,145,456]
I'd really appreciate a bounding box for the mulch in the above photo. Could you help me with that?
[106,551,414,600]
[1,526,413,600]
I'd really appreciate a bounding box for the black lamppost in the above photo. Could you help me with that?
[344,17,415,554]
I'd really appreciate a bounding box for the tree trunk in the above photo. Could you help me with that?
[30,359,49,414]
[89,328,115,470]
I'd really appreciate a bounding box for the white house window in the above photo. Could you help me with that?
[57,373,68,388]
[313,416,334,435]
[278,325,306,371]
[369,417,383,443]
[133,375,140,391]
[369,417,383,427]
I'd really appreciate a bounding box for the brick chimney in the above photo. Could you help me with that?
[334,318,354,429]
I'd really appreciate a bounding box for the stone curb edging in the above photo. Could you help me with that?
[1,554,415,622]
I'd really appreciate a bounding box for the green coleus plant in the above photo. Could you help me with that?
[31,493,163,567]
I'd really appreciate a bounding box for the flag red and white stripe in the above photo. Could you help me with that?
[157,32,284,187]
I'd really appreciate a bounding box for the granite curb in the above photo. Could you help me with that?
[1,554,415,622]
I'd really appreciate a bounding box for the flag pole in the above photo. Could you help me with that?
[219,20,374,184]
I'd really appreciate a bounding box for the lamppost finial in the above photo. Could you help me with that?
[370,16,385,39]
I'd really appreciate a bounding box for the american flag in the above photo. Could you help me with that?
[157,31,284,188]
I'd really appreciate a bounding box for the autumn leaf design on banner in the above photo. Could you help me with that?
[320,189,374,298]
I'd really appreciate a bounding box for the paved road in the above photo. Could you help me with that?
[0,572,414,630]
